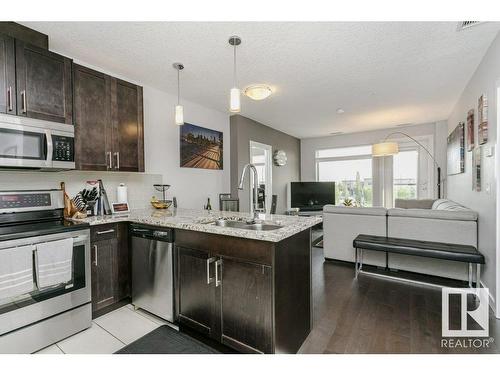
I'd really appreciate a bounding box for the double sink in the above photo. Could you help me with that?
[210,218,283,231]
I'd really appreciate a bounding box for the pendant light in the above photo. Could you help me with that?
[228,36,241,113]
[173,63,184,125]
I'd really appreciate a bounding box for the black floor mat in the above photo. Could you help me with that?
[115,325,220,354]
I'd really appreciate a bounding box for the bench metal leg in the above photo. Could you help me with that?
[468,263,473,288]
[355,248,358,279]
[476,264,481,288]
[360,249,363,271]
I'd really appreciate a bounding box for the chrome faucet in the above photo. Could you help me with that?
[238,163,264,223]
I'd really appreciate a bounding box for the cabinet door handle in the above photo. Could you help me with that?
[106,151,113,169]
[215,259,222,287]
[206,257,216,284]
[93,245,98,266]
[114,152,120,170]
[7,87,13,111]
[96,229,115,235]
[21,90,27,113]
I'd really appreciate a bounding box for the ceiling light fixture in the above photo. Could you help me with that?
[229,36,241,113]
[173,63,184,126]
[244,84,272,101]
[336,108,345,114]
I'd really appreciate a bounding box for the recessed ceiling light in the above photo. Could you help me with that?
[336,108,345,114]
[244,85,273,101]
[330,131,344,136]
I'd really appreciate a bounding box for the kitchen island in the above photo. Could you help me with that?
[74,208,322,353]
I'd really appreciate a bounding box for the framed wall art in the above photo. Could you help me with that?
[478,94,488,145]
[447,122,465,175]
[180,123,223,170]
[467,109,474,151]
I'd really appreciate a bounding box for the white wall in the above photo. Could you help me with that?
[0,170,161,210]
[0,50,230,211]
[301,122,448,199]
[144,86,230,210]
[446,31,500,315]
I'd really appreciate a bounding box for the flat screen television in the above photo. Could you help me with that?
[289,182,335,211]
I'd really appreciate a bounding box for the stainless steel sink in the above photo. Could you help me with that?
[212,219,283,231]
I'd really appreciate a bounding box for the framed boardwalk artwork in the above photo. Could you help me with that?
[180,123,223,170]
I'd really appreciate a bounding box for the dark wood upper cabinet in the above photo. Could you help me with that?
[73,64,112,171]
[220,258,273,354]
[73,67,144,172]
[111,79,144,172]
[0,33,16,114]
[15,41,73,124]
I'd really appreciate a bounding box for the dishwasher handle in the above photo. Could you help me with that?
[130,225,174,242]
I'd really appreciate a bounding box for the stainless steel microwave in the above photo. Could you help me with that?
[0,114,75,171]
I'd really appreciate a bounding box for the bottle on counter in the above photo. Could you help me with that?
[205,197,212,211]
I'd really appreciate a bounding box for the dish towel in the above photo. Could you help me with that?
[0,245,35,301]
[35,238,73,289]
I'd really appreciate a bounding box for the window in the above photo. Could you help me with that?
[393,150,418,202]
[316,146,373,207]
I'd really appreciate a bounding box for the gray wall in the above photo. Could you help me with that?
[446,31,500,315]
[230,115,301,214]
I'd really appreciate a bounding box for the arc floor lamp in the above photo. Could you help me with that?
[372,132,442,199]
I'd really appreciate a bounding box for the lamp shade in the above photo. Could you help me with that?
[372,142,399,157]
[175,105,184,125]
[230,87,241,113]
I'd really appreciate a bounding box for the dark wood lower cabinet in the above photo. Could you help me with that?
[176,247,214,336]
[175,228,312,354]
[91,237,116,312]
[220,258,272,354]
[91,223,131,317]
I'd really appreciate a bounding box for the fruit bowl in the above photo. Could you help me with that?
[151,199,172,209]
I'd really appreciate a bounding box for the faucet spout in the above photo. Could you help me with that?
[238,163,263,222]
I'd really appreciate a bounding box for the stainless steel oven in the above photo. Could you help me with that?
[0,190,91,353]
[0,114,75,170]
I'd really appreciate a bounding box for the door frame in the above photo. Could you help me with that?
[249,140,273,212]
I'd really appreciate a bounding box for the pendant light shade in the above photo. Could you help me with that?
[230,87,240,113]
[229,36,242,113]
[175,105,184,126]
[173,63,184,126]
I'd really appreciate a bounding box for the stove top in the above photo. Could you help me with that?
[0,189,89,241]
[0,219,89,242]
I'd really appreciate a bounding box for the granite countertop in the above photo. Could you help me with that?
[72,208,322,242]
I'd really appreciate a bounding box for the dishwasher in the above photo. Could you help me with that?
[130,224,174,322]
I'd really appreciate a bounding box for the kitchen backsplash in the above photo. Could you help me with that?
[0,171,163,210]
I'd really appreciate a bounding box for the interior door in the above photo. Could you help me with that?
[15,40,73,124]
[111,78,144,172]
[73,64,112,171]
[220,257,273,353]
[0,33,16,114]
[176,246,214,336]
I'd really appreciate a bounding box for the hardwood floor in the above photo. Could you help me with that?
[298,246,500,354]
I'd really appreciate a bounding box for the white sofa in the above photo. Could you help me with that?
[323,199,478,281]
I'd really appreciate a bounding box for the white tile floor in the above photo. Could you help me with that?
[35,304,176,354]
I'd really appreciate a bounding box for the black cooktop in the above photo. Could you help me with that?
[0,218,89,242]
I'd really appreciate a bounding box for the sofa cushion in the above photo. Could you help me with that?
[395,199,435,209]
[388,207,478,221]
[323,205,387,216]
[432,198,468,211]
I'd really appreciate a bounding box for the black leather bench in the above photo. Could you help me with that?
[352,234,485,287]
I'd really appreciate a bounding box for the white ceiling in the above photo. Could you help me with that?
[23,22,500,138]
